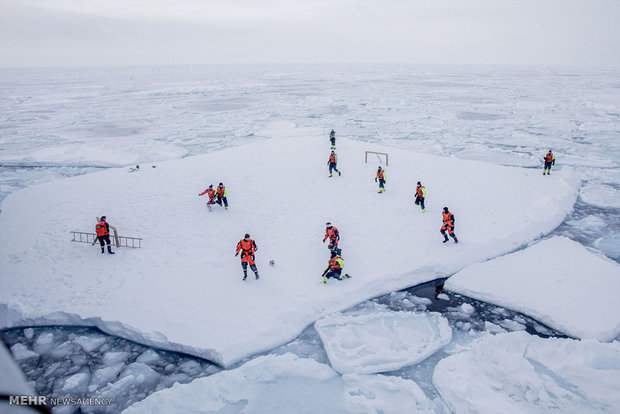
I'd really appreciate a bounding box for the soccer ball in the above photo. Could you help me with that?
[269,260,275,267]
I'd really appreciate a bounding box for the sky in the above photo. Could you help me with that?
[0,0,619,68]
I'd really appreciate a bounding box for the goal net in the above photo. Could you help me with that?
[365,151,389,166]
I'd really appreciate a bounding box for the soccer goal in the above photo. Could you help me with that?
[365,151,389,166]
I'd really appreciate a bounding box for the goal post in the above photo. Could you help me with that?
[365,151,389,166]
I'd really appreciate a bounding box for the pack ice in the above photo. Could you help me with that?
[0,124,580,366]
[123,352,443,414]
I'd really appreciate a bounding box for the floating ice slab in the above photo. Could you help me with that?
[123,353,440,414]
[594,234,620,262]
[0,123,580,366]
[445,237,620,341]
[433,331,620,413]
[579,182,620,209]
[315,310,451,374]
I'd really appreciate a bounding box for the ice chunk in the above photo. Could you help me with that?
[33,332,55,354]
[565,215,606,229]
[59,372,90,394]
[315,311,452,374]
[135,349,160,364]
[594,234,620,262]
[446,237,620,341]
[433,331,620,413]
[177,360,202,376]
[579,182,620,208]
[90,363,125,390]
[123,353,440,414]
[498,319,526,331]
[342,374,440,414]
[118,362,160,387]
[102,351,130,365]
[23,327,34,339]
[10,343,39,361]
[74,335,106,352]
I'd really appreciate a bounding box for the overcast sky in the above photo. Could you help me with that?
[1,0,619,68]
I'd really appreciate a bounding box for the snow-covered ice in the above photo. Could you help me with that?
[123,352,443,414]
[314,310,451,374]
[445,237,620,341]
[0,123,580,366]
[579,183,620,209]
[433,331,620,413]
[594,234,620,262]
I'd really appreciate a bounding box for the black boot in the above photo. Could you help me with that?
[452,235,458,244]
[101,248,105,254]
[243,272,247,281]
[108,247,115,254]
[443,236,449,243]
[255,272,260,280]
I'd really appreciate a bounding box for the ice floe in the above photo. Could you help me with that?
[433,331,620,413]
[315,310,451,374]
[445,237,620,341]
[0,123,580,366]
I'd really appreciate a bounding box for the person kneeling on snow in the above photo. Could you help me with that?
[198,184,217,205]
[321,250,350,283]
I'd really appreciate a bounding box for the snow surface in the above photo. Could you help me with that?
[0,122,580,366]
[433,331,620,414]
[123,352,443,414]
[314,310,451,374]
[445,237,620,341]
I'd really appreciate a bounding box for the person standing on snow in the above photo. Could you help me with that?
[440,207,458,244]
[330,129,336,149]
[321,250,351,283]
[216,182,228,210]
[323,222,340,253]
[95,216,115,254]
[327,151,341,177]
[543,150,555,175]
[236,233,260,281]
[375,166,386,193]
[415,181,426,213]
[198,184,217,206]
